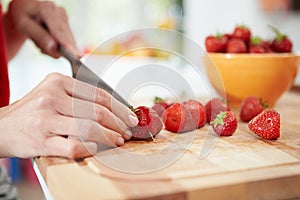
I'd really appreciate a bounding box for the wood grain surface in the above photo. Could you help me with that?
[35,89,300,200]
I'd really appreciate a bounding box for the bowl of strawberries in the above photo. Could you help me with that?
[204,25,300,107]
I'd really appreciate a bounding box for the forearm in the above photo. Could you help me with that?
[2,11,27,61]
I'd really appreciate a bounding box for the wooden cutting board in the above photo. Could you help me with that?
[35,88,300,200]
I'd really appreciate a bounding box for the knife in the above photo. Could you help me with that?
[59,46,132,109]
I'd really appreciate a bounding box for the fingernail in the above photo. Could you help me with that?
[46,39,56,52]
[124,130,132,140]
[116,137,124,146]
[128,115,139,126]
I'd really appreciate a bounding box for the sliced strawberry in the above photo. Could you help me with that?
[162,99,206,133]
[210,111,238,136]
[226,38,247,53]
[240,96,267,122]
[183,99,206,128]
[248,109,280,140]
[151,97,169,117]
[162,103,188,133]
[205,98,230,123]
[131,106,163,140]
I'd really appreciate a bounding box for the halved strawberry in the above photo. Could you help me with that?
[210,111,238,136]
[131,106,163,140]
[248,109,280,140]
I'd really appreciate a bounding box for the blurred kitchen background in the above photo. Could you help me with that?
[0,0,299,199]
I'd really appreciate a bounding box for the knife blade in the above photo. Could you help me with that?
[59,46,132,108]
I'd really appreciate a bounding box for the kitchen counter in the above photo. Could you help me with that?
[34,87,300,200]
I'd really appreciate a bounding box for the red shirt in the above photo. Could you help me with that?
[0,4,10,107]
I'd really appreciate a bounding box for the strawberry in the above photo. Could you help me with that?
[270,26,292,53]
[249,37,267,53]
[162,99,206,133]
[205,98,230,123]
[240,96,267,122]
[248,109,280,140]
[210,111,238,136]
[205,34,229,53]
[151,97,169,117]
[182,99,206,128]
[162,103,188,133]
[261,40,274,53]
[131,106,163,140]
[226,38,247,53]
[232,25,252,43]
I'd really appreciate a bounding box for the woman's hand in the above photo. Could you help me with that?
[4,0,79,59]
[0,73,138,158]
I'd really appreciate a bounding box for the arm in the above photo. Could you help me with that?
[3,0,79,60]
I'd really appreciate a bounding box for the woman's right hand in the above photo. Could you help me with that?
[0,73,138,159]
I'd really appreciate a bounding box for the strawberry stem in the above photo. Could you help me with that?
[210,111,227,127]
[268,25,287,42]
[154,96,163,103]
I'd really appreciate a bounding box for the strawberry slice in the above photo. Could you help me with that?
[183,99,206,128]
[162,99,206,133]
[162,103,188,133]
[248,109,280,140]
[210,111,238,136]
[131,106,163,140]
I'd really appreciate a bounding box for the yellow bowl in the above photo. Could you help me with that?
[205,53,300,108]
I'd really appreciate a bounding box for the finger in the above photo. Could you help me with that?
[62,79,139,127]
[43,136,97,159]
[19,16,59,57]
[37,1,79,57]
[49,115,126,145]
[53,93,132,140]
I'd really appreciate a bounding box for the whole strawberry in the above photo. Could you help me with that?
[232,25,252,43]
[226,38,247,53]
[248,109,280,140]
[270,26,292,53]
[205,98,230,123]
[205,34,229,53]
[249,37,267,53]
[131,106,163,140]
[240,96,267,122]
[210,111,238,136]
